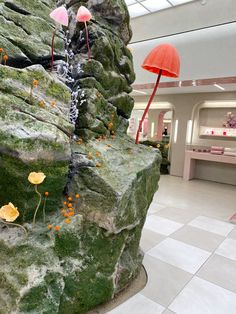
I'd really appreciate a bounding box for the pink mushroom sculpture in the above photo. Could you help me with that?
[135,43,180,144]
[49,6,69,70]
[76,6,92,60]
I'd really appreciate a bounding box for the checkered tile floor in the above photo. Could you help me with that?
[108,176,236,314]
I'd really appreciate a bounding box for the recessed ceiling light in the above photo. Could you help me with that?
[128,3,149,18]
[125,0,137,5]
[133,89,147,95]
[214,83,225,91]
[168,0,194,5]
[141,0,171,12]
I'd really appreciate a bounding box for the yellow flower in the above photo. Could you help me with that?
[0,203,19,222]
[28,172,46,185]
[157,144,161,148]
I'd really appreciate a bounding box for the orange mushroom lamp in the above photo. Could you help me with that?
[135,43,180,144]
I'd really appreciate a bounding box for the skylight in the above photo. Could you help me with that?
[125,0,195,18]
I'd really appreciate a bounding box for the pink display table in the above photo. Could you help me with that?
[183,150,236,180]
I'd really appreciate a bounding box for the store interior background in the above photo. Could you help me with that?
[127,0,236,186]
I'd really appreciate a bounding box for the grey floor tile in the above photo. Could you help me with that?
[171,225,225,252]
[169,277,236,314]
[155,206,198,224]
[141,255,192,307]
[148,202,167,215]
[197,254,236,293]
[140,228,165,253]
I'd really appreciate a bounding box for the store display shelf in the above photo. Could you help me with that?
[200,126,236,138]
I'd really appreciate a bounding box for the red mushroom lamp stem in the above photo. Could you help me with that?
[84,21,90,60]
[135,69,162,144]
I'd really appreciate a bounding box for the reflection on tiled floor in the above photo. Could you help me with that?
[109,176,236,314]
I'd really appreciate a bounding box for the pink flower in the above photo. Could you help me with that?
[76,6,92,23]
[50,6,69,27]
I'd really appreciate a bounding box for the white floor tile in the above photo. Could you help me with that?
[163,310,176,314]
[188,215,234,236]
[155,176,236,220]
[215,238,236,261]
[169,277,236,314]
[108,293,164,314]
[198,254,236,293]
[155,206,198,224]
[229,227,236,240]
[147,238,211,274]
[144,215,183,236]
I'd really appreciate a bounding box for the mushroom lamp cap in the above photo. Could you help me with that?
[142,43,180,78]
[50,6,69,27]
[76,6,92,22]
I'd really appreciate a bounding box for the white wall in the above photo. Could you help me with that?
[133,91,236,183]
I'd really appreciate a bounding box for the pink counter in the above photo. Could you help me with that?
[183,150,236,181]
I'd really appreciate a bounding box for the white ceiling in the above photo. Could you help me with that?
[129,0,236,95]
[125,0,195,18]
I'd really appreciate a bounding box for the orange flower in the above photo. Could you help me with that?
[54,225,60,231]
[0,203,19,222]
[45,191,49,197]
[67,203,72,208]
[61,209,66,215]
[65,218,71,224]
[68,211,74,217]
[63,212,69,217]
[33,79,38,87]
[95,151,101,157]
[51,100,57,107]
[68,197,72,201]
[63,201,67,205]
[3,54,8,61]
[75,194,80,199]
[39,100,46,108]
[47,224,53,230]
[68,207,74,212]
[28,172,46,185]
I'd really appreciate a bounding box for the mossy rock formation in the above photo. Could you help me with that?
[0,0,161,313]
